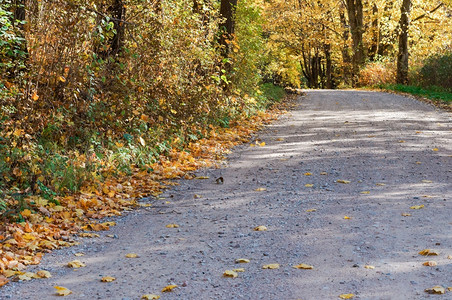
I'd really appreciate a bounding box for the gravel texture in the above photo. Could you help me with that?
[1,90,451,300]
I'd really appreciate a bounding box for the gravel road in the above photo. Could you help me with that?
[1,90,451,300]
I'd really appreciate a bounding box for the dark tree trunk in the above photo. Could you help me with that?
[368,3,379,61]
[219,0,237,58]
[8,0,28,77]
[397,0,411,84]
[324,43,333,89]
[345,0,364,86]
[339,5,352,86]
[108,0,126,57]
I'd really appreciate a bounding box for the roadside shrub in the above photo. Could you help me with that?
[359,61,396,87]
[417,52,452,91]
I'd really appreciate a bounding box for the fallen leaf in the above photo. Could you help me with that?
[344,216,351,220]
[254,225,268,231]
[0,275,9,287]
[448,287,452,292]
[36,270,52,278]
[425,286,445,294]
[336,180,351,184]
[293,263,314,269]
[320,172,328,175]
[79,233,100,238]
[125,253,139,258]
[233,268,245,272]
[193,194,202,199]
[416,161,422,164]
[102,221,116,227]
[67,260,85,268]
[305,184,314,187]
[276,138,284,141]
[401,213,412,217]
[306,209,317,212]
[161,285,178,292]
[18,272,36,281]
[410,205,424,210]
[141,295,160,300]
[236,258,250,263]
[54,286,72,296]
[360,191,370,194]
[74,253,85,257]
[304,172,312,176]
[262,264,280,269]
[339,294,354,299]
[399,140,405,143]
[432,148,439,151]
[419,249,440,256]
[421,180,433,183]
[101,276,116,282]
[364,265,375,269]
[376,183,386,186]
[448,255,452,259]
[223,270,238,278]
[423,261,438,267]
[21,209,32,217]
[195,176,209,180]
[259,142,266,147]
[166,224,180,228]
[255,187,267,192]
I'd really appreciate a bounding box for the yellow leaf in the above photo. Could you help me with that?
[416,161,422,165]
[425,286,445,294]
[101,276,116,282]
[410,205,424,210]
[262,264,280,269]
[54,286,72,296]
[21,209,32,217]
[125,253,138,258]
[254,225,268,231]
[195,176,209,180]
[337,180,351,184]
[339,294,354,299]
[166,224,179,228]
[376,183,386,186]
[419,249,439,256]
[161,285,178,292]
[421,180,433,183]
[306,209,317,212]
[32,92,39,101]
[67,260,86,268]
[293,263,314,269]
[305,184,314,187]
[364,265,375,269]
[158,116,164,122]
[401,213,412,217]
[74,253,85,257]
[304,172,312,176]
[223,270,238,278]
[236,258,250,263]
[255,187,267,192]
[18,272,36,281]
[399,140,405,143]
[276,138,284,141]
[344,216,351,220]
[115,142,124,148]
[141,295,160,300]
[259,142,266,147]
[58,76,66,83]
[102,221,116,227]
[423,261,438,267]
[432,148,439,151]
[360,191,370,194]
[36,270,52,278]
[233,268,245,272]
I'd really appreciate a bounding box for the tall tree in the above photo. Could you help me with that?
[396,0,411,84]
[219,0,238,57]
[345,0,364,86]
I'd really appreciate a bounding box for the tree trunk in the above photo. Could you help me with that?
[397,0,411,84]
[219,0,237,58]
[345,0,364,86]
[108,0,126,57]
[9,0,28,77]
[324,43,333,89]
[339,5,352,86]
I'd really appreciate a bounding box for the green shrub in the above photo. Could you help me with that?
[417,52,452,91]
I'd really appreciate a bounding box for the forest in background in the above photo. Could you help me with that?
[0,0,451,214]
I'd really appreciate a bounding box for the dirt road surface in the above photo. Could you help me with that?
[1,90,451,299]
